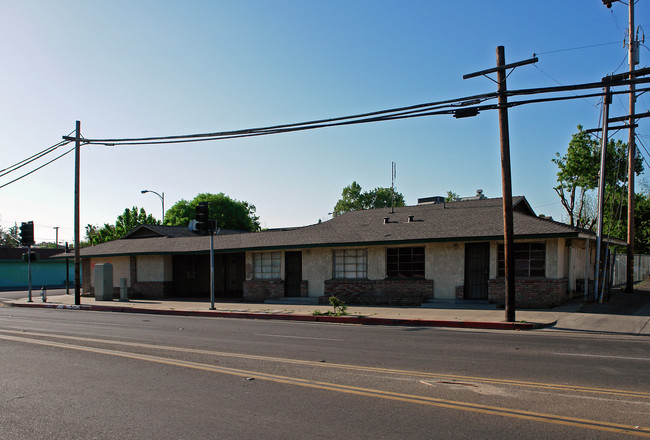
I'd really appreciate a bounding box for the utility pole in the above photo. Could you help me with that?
[595,86,611,302]
[625,0,637,293]
[74,120,81,305]
[463,46,537,322]
[496,46,516,322]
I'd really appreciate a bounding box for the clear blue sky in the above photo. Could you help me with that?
[1,0,649,244]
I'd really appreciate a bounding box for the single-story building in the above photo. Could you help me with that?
[0,247,75,291]
[66,196,622,308]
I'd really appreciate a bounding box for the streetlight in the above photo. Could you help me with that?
[141,189,165,223]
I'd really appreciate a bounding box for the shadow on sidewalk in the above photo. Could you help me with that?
[566,280,650,316]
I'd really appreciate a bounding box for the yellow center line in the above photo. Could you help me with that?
[0,329,647,400]
[1,332,648,437]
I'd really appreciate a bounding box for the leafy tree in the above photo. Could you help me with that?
[0,222,19,247]
[333,181,405,216]
[85,206,160,245]
[552,126,643,229]
[164,193,260,232]
[445,191,460,202]
[602,191,650,254]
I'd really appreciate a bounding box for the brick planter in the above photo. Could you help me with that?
[243,280,285,302]
[488,278,569,308]
[322,279,433,306]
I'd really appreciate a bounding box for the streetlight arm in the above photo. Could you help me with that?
[141,189,165,224]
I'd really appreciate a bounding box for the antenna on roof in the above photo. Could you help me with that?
[390,161,396,214]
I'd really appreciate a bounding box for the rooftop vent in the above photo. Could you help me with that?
[383,217,390,224]
[407,215,415,223]
[417,196,445,205]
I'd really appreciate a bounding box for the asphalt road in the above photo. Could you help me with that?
[0,307,648,439]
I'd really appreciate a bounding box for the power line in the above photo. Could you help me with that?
[68,76,650,147]
[532,64,599,108]
[0,139,71,178]
[636,133,650,169]
[68,94,499,145]
[0,146,75,190]
[533,41,620,56]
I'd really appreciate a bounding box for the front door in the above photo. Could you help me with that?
[284,251,302,297]
[224,253,245,298]
[464,243,489,300]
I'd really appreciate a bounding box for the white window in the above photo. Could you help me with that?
[253,252,281,279]
[333,249,367,279]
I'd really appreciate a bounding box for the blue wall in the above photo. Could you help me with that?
[0,260,77,290]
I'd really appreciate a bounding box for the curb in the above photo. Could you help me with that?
[6,302,551,330]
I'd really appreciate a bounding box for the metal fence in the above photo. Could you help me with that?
[611,253,650,287]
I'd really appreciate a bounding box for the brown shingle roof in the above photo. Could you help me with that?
[74,197,593,258]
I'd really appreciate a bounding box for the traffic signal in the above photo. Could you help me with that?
[20,221,34,246]
[195,202,210,235]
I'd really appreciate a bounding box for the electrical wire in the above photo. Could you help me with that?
[71,93,499,145]
[532,64,600,108]
[0,146,75,190]
[636,134,650,169]
[533,41,621,56]
[0,139,71,177]
[75,77,650,147]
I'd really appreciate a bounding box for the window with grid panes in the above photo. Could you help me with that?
[497,242,546,278]
[333,249,367,279]
[253,252,281,279]
[386,247,425,278]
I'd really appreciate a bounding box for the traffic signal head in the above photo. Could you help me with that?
[195,202,210,235]
[20,221,34,246]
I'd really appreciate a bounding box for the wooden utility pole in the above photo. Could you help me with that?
[595,86,611,302]
[463,47,537,322]
[625,0,637,293]
[496,46,516,322]
[74,120,81,305]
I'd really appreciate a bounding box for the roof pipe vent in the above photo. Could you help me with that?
[383,217,390,224]
[407,215,414,223]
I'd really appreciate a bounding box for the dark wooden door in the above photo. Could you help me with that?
[464,243,489,300]
[224,253,245,298]
[284,251,302,297]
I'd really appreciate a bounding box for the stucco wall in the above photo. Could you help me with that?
[546,239,560,278]
[302,248,331,298]
[427,242,464,300]
[89,257,130,287]
[367,246,385,280]
[136,255,172,282]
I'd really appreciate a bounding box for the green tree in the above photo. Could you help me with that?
[333,181,405,216]
[164,193,260,232]
[552,126,642,229]
[445,191,460,202]
[85,206,160,245]
[602,191,650,254]
[0,222,19,247]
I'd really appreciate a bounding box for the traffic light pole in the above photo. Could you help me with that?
[210,230,215,310]
[27,244,32,302]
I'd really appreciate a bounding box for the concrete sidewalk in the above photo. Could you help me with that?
[3,282,650,334]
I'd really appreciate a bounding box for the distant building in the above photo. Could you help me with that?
[0,247,74,290]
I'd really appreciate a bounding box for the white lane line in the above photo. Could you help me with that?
[255,333,344,341]
[555,352,650,362]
